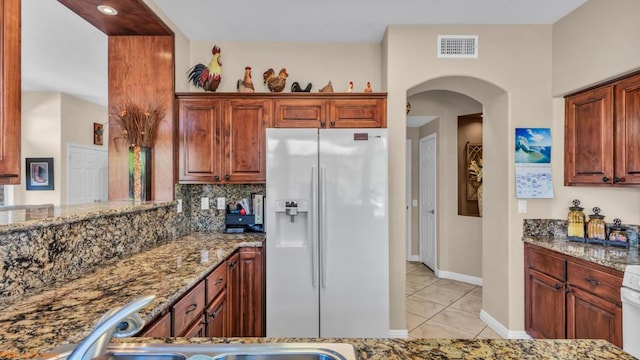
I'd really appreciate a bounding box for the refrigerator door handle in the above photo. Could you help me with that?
[320,166,327,288]
[311,166,319,288]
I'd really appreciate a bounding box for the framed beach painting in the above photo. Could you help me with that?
[26,158,54,190]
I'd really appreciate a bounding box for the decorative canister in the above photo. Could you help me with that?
[567,199,585,241]
[587,207,607,244]
[608,218,629,248]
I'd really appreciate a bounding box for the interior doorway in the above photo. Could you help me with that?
[67,144,108,205]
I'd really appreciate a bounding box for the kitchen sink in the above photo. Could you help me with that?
[48,343,357,360]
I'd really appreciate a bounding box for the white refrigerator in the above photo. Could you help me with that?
[265,128,389,338]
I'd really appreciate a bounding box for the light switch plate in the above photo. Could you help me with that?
[201,197,210,210]
[518,200,527,213]
[217,197,226,210]
[412,199,418,207]
[177,199,182,213]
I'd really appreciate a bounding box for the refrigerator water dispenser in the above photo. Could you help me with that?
[273,200,309,247]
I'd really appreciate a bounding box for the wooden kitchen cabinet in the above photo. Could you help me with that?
[227,248,264,337]
[205,290,228,337]
[182,314,207,337]
[273,94,386,129]
[172,281,206,336]
[0,0,21,184]
[177,94,271,184]
[139,312,171,337]
[565,72,640,185]
[524,243,623,347]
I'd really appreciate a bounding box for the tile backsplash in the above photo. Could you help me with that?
[176,184,266,232]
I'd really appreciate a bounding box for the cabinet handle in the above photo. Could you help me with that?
[602,176,610,183]
[209,308,221,319]
[555,283,563,290]
[613,177,625,184]
[320,121,326,127]
[215,277,224,286]
[225,174,230,181]
[185,303,199,314]
[214,175,220,181]
[565,287,572,294]
[330,121,336,127]
[584,277,601,286]
[228,261,237,269]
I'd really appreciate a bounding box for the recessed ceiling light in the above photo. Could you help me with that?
[97,5,118,16]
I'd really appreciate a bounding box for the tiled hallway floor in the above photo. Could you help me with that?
[406,261,502,339]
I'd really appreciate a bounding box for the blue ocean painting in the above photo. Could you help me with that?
[515,128,551,163]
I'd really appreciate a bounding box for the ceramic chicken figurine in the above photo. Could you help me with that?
[364,82,373,93]
[237,66,255,93]
[319,81,334,93]
[344,81,354,93]
[263,68,288,92]
[188,45,222,92]
[291,82,312,92]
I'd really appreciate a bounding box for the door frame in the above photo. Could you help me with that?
[419,133,437,271]
[406,139,417,261]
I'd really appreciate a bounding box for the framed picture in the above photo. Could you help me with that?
[26,158,54,191]
[94,122,104,145]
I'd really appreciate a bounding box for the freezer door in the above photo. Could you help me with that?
[319,129,390,338]
[265,128,320,337]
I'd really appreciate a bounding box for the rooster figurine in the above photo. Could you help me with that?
[237,66,254,93]
[344,81,354,93]
[263,68,288,92]
[188,45,222,92]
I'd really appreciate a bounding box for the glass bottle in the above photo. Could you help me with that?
[567,199,585,240]
[587,207,606,241]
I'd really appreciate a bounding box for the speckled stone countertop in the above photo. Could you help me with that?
[0,231,264,356]
[102,337,633,360]
[0,201,175,234]
[522,219,639,272]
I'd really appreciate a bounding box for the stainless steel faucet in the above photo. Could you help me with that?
[66,295,155,360]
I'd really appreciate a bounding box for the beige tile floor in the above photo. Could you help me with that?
[406,261,502,339]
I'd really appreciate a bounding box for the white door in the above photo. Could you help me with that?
[319,129,389,338]
[419,134,436,270]
[67,144,108,205]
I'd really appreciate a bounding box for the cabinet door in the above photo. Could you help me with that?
[329,99,386,128]
[205,290,228,337]
[172,281,206,336]
[566,286,622,347]
[178,99,223,183]
[564,87,614,185]
[0,0,21,184]
[139,312,171,337]
[223,99,271,183]
[238,248,264,337]
[525,268,566,339]
[273,99,326,128]
[614,73,640,184]
[182,314,207,337]
[226,252,241,336]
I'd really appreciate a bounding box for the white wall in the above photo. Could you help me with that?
[188,41,382,94]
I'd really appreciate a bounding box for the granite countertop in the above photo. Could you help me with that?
[0,231,264,356]
[522,236,639,272]
[104,337,633,360]
[0,201,175,234]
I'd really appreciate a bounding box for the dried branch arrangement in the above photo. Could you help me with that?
[109,100,166,148]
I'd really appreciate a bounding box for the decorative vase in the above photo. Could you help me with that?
[129,146,152,202]
[477,183,483,217]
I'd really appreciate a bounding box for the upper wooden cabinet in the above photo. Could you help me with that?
[177,93,386,184]
[0,0,21,185]
[273,93,386,128]
[177,94,271,184]
[565,72,640,185]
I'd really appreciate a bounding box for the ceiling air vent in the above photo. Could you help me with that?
[438,35,478,58]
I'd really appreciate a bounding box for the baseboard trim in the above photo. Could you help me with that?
[407,255,420,262]
[389,329,409,338]
[435,269,483,286]
[480,310,532,339]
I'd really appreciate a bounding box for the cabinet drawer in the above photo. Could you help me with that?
[172,281,206,336]
[526,245,566,281]
[206,262,227,304]
[567,261,622,304]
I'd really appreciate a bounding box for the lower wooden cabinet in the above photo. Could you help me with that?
[524,243,623,347]
[138,246,264,338]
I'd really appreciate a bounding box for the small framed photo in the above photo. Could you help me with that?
[26,158,54,191]
[94,122,104,145]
